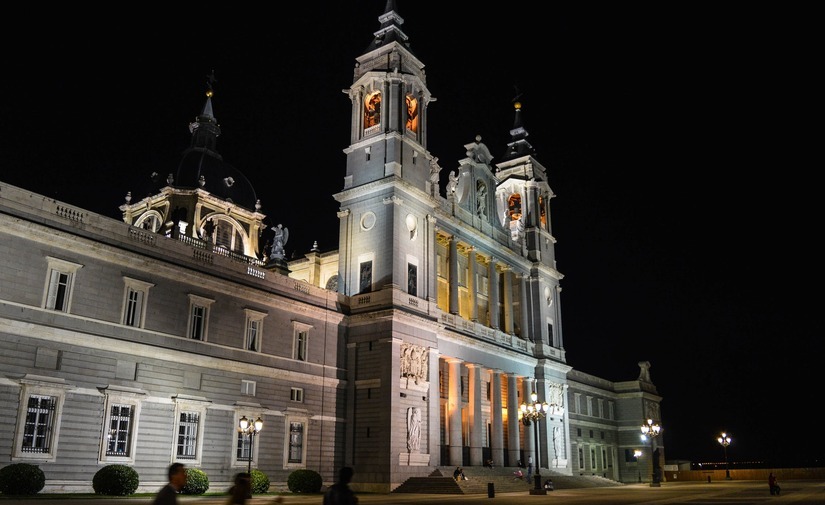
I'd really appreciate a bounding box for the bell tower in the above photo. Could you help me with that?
[335,1,437,297]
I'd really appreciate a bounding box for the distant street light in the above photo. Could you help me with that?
[640,419,662,487]
[717,432,732,480]
[238,415,264,476]
[634,450,643,483]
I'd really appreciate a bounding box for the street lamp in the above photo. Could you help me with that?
[717,432,731,480]
[640,419,662,487]
[633,450,643,483]
[238,416,264,476]
[521,388,562,495]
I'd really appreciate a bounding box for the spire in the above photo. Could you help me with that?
[499,95,537,162]
[363,0,412,54]
[187,70,222,155]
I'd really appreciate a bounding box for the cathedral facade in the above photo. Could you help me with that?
[0,3,663,494]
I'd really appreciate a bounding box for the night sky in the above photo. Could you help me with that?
[2,4,819,465]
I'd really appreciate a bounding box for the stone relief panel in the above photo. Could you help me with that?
[400,343,428,384]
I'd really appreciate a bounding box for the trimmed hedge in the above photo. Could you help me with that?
[92,464,139,496]
[287,468,323,493]
[181,467,210,495]
[0,463,46,495]
[250,468,270,494]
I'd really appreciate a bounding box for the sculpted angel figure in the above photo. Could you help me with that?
[271,224,289,259]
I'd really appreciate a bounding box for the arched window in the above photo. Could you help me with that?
[539,195,547,229]
[202,216,246,255]
[364,91,381,129]
[405,94,419,132]
[508,194,522,221]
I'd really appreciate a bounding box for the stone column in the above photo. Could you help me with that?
[448,358,463,465]
[427,348,440,463]
[502,266,514,334]
[468,364,484,466]
[490,369,505,466]
[467,247,477,321]
[507,373,521,466]
[519,273,531,341]
[449,236,459,314]
[522,378,535,466]
[488,257,499,329]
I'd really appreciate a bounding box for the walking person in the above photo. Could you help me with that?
[324,466,358,505]
[152,463,187,505]
[527,455,533,481]
[768,473,780,495]
[226,472,252,504]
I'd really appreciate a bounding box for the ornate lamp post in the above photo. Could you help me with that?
[717,432,731,480]
[521,388,560,495]
[238,416,264,476]
[521,392,547,494]
[640,418,662,487]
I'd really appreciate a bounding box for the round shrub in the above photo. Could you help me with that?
[287,468,322,493]
[92,464,139,496]
[250,468,270,494]
[181,467,209,495]
[0,463,46,495]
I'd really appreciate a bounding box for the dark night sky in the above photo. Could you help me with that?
[1,4,819,465]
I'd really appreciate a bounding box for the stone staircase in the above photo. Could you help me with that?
[392,466,624,494]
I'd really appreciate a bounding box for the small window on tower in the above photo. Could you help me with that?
[406,95,419,132]
[364,91,381,129]
[508,194,522,221]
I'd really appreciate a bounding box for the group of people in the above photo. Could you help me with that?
[152,463,356,505]
[453,466,468,481]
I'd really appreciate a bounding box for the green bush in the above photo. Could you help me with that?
[0,463,46,495]
[92,464,139,496]
[181,467,209,495]
[250,468,270,494]
[287,468,322,493]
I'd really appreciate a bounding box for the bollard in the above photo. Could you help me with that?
[487,482,495,498]
[707,476,711,483]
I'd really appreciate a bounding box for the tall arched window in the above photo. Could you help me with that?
[508,194,522,221]
[364,91,381,129]
[405,94,419,132]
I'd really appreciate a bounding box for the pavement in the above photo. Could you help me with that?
[1,480,824,505]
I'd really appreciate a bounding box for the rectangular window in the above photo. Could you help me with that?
[22,395,56,454]
[122,277,154,328]
[237,431,252,462]
[190,305,206,340]
[246,318,261,351]
[176,412,199,460]
[290,387,304,402]
[187,294,214,341]
[124,288,143,326]
[46,271,70,311]
[244,309,267,352]
[288,422,304,463]
[241,380,256,396]
[577,428,582,437]
[407,263,417,297]
[578,447,584,469]
[106,405,133,456]
[591,448,597,470]
[359,261,372,293]
[294,331,308,361]
[43,257,82,312]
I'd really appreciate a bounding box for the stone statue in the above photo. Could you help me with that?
[448,170,459,194]
[270,224,289,260]
[407,407,421,452]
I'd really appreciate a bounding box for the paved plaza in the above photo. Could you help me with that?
[1,480,824,505]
